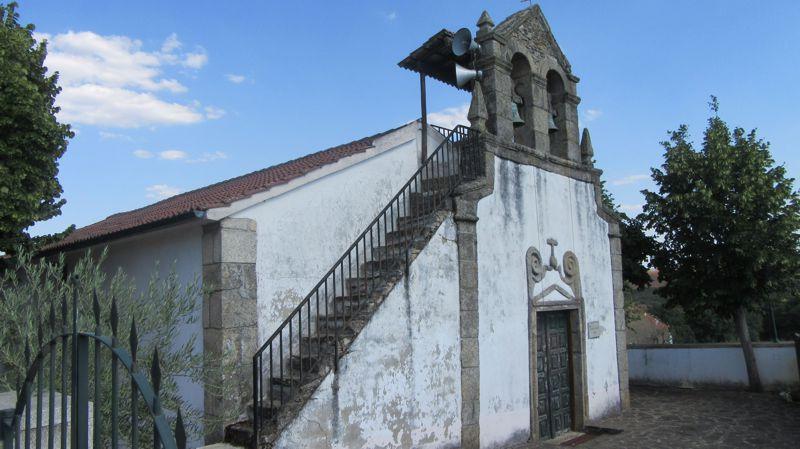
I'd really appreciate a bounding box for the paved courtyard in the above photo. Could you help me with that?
[530,386,800,449]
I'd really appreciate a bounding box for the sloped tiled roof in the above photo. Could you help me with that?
[43,123,410,253]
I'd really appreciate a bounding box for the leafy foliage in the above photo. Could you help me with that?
[0,249,236,443]
[0,2,74,254]
[599,181,656,290]
[641,98,800,319]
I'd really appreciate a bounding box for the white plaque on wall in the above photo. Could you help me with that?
[587,321,602,339]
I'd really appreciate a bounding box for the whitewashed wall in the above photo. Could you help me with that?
[629,343,799,390]
[275,217,462,448]
[233,125,434,345]
[475,157,618,448]
[64,223,205,446]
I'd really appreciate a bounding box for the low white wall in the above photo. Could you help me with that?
[476,158,619,448]
[275,217,462,449]
[629,343,799,390]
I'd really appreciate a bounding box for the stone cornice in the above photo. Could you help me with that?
[475,30,507,46]
[564,93,581,105]
[482,135,599,182]
[477,134,619,227]
[476,55,512,74]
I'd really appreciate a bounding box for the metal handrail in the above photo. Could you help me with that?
[251,125,482,444]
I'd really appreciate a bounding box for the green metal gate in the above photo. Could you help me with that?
[0,289,186,449]
[536,311,572,440]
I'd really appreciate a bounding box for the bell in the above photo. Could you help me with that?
[511,103,524,127]
[548,113,558,133]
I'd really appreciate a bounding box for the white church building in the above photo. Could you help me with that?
[45,6,628,448]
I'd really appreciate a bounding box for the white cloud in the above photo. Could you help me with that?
[620,204,643,215]
[428,104,469,130]
[135,149,225,163]
[611,174,649,186]
[161,33,181,53]
[57,84,204,128]
[99,131,132,141]
[158,150,188,160]
[384,11,398,21]
[43,31,186,93]
[583,108,603,122]
[133,149,153,158]
[204,106,226,120]
[38,30,220,128]
[226,73,246,84]
[188,151,228,163]
[145,184,182,200]
[183,50,208,69]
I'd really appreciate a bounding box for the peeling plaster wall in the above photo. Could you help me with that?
[274,217,462,449]
[232,133,423,345]
[63,223,205,447]
[476,157,619,448]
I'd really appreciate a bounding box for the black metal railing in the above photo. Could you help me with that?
[251,125,482,443]
[0,288,187,449]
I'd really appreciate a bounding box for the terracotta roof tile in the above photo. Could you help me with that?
[44,123,410,252]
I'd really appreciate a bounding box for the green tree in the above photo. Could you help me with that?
[0,2,74,254]
[599,182,656,290]
[641,97,800,391]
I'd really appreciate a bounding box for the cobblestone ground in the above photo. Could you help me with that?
[530,386,800,449]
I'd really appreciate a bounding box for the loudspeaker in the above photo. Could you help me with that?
[455,63,482,87]
[452,28,480,57]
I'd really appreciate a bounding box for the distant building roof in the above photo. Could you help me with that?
[43,123,410,253]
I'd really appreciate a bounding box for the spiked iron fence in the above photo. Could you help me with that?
[0,288,187,449]
[251,125,482,443]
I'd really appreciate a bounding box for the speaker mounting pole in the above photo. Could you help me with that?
[420,72,428,161]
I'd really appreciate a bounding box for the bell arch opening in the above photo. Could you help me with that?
[510,53,535,148]
[546,70,567,158]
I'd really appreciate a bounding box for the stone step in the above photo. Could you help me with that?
[223,421,252,448]
[419,161,456,180]
[198,444,243,449]
[267,370,325,402]
[289,353,324,371]
[421,174,460,191]
[383,228,420,246]
[360,260,403,278]
[225,397,286,446]
[332,294,372,316]
[316,314,367,333]
[396,213,438,231]
[409,192,447,215]
[345,274,384,295]
[371,244,409,263]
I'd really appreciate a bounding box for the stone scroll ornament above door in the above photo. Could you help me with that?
[526,238,582,303]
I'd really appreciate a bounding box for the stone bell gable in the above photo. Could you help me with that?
[472,6,582,164]
[493,5,573,75]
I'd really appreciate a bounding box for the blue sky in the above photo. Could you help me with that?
[18,0,800,236]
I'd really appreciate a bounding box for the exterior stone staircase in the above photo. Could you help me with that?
[224,126,479,447]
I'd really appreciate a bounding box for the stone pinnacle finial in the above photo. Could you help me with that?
[468,82,488,132]
[477,10,494,32]
[581,128,594,166]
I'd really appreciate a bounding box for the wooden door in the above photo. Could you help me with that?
[536,311,572,439]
